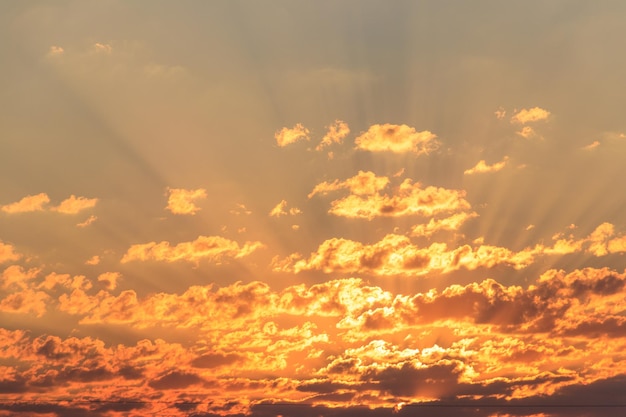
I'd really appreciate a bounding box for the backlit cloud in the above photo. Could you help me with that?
[316,120,350,151]
[510,107,551,124]
[516,125,537,138]
[582,140,601,150]
[121,235,264,264]
[0,242,21,263]
[310,172,471,220]
[1,193,50,213]
[165,187,207,215]
[269,200,302,217]
[464,156,509,175]
[275,123,310,147]
[53,195,98,214]
[354,124,439,154]
[410,212,478,237]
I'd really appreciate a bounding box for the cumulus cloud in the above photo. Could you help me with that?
[269,200,302,217]
[1,193,50,213]
[464,156,509,175]
[309,172,471,220]
[273,234,537,276]
[316,120,350,151]
[165,187,207,215]
[1,193,97,215]
[121,235,264,264]
[354,124,439,154]
[275,123,310,147]
[0,241,21,263]
[53,195,98,214]
[510,107,551,124]
[97,272,121,290]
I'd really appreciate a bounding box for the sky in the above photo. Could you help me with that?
[1,1,626,416]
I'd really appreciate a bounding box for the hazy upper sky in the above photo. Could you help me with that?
[2,1,626,416]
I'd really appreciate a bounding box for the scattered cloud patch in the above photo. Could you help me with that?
[354,124,439,155]
[165,187,207,215]
[1,193,50,214]
[316,120,350,151]
[269,200,302,217]
[275,123,310,147]
[464,156,509,175]
[121,235,264,264]
[510,107,550,124]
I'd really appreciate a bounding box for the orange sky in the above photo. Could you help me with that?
[2,1,626,416]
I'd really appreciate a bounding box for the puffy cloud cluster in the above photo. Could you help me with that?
[120,235,264,263]
[2,266,626,415]
[1,193,97,214]
[165,187,207,215]
[275,123,310,147]
[309,171,471,220]
[510,107,551,124]
[274,222,626,276]
[354,124,439,154]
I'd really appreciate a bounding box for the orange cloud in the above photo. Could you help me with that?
[273,234,537,276]
[410,212,478,237]
[316,120,350,151]
[98,272,121,290]
[1,265,40,290]
[1,193,50,213]
[354,124,439,154]
[308,170,390,198]
[53,195,98,214]
[77,214,98,227]
[165,187,207,215]
[275,123,310,147]
[581,140,600,150]
[269,200,302,217]
[48,45,64,56]
[121,235,264,264]
[464,156,509,175]
[0,288,49,317]
[516,126,537,138]
[0,241,21,263]
[311,175,471,220]
[510,107,550,124]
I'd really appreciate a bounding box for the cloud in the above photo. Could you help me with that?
[582,140,601,150]
[165,187,207,215]
[269,200,302,217]
[93,42,112,54]
[410,212,478,237]
[53,195,98,214]
[47,45,64,56]
[273,234,537,276]
[0,241,21,263]
[494,107,506,119]
[510,107,551,124]
[275,123,310,147]
[1,193,50,213]
[354,124,439,154]
[121,235,264,264]
[310,172,471,220]
[516,126,537,138]
[316,120,350,151]
[308,170,390,198]
[77,215,98,227]
[0,288,49,317]
[85,255,100,265]
[1,193,97,215]
[98,272,121,290]
[464,156,509,175]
